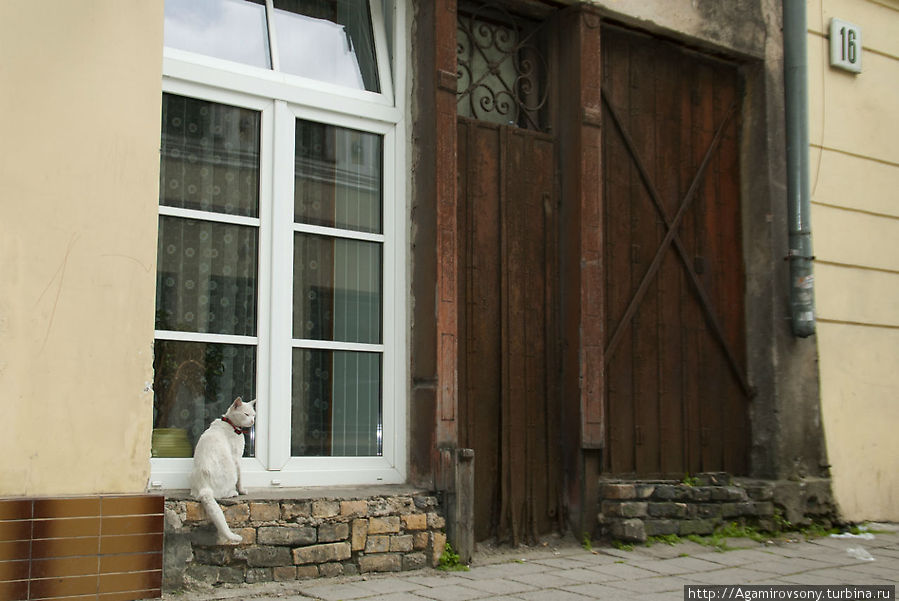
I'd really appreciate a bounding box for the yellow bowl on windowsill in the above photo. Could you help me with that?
[151,428,193,458]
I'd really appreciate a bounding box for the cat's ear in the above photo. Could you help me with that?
[232,397,243,407]
[249,399,257,408]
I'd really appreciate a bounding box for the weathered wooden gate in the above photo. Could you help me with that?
[601,26,751,476]
[457,117,561,543]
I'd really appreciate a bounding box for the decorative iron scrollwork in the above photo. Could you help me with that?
[456,1,549,132]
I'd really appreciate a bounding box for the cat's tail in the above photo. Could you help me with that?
[196,487,243,545]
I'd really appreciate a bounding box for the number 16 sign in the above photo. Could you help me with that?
[830,18,863,74]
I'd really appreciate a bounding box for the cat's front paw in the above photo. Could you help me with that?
[223,532,243,545]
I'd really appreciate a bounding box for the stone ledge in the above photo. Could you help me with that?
[163,489,445,591]
[597,475,837,543]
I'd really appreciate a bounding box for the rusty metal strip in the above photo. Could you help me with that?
[601,91,751,398]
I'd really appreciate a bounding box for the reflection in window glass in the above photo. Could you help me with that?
[164,0,271,69]
[160,94,262,218]
[156,216,258,337]
[152,340,256,457]
[293,234,381,344]
[291,349,381,456]
[273,0,379,92]
[294,120,382,233]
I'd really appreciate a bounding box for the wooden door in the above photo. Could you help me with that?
[457,117,561,543]
[601,26,751,476]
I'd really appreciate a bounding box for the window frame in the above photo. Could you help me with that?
[150,0,407,490]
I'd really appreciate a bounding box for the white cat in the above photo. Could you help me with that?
[190,397,256,544]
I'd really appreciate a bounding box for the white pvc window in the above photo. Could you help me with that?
[151,0,406,489]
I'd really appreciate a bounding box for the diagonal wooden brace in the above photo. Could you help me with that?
[601,91,752,398]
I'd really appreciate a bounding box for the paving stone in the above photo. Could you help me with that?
[414,583,489,601]
[297,582,372,601]
[507,571,582,588]
[626,555,723,575]
[531,557,594,570]
[594,575,686,594]
[361,577,424,594]
[461,577,538,594]
[517,589,597,601]
[589,562,662,581]
[690,566,781,584]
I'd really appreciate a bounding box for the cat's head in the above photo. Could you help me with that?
[225,397,256,429]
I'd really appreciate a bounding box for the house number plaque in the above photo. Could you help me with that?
[830,18,862,74]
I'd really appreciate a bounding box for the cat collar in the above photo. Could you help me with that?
[221,416,249,435]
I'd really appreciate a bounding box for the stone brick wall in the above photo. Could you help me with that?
[597,474,837,543]
[163,492,446,590]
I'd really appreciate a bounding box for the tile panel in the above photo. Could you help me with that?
[0,494,163,600]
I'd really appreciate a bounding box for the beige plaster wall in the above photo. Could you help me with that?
[0,1,164,496]
[807,0,899,521]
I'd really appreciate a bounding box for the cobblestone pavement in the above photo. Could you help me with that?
[159,525,898,601]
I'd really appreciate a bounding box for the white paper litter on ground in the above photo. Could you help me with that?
[846,546,875,561]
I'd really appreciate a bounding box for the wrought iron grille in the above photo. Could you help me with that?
[456,1,549,132]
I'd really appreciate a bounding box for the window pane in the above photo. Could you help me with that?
[164,0,271,69]
[273,0,379,92]
[156,216,258,336]
[294,120,382,234]
[293,234,381,343]
[160,94,261,218]
[291,349,381,456]
[152,340,256,457]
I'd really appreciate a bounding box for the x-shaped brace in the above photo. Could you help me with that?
[601,90,753,398]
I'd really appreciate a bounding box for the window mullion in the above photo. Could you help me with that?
[267,99,295,471]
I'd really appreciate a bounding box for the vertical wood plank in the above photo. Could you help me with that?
[434,0,458,451]
[628,34,661,475]
[656,47,686,475]
[579,12,606,451]
[602,27,635,473]
[679,56,703,476]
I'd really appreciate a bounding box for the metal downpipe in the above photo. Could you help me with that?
[783,0,816,337]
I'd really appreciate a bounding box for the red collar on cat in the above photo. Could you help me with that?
[221,416,250,435]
